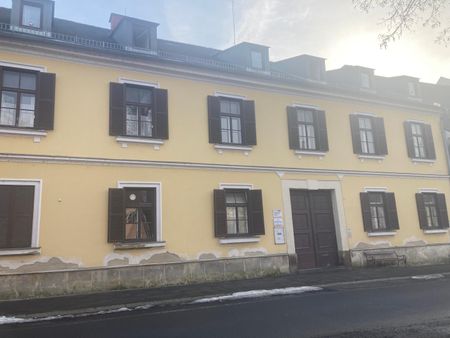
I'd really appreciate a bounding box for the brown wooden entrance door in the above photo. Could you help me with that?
[290,189,339,269]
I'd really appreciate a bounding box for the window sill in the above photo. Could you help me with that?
[423,229,448,234]
[367,231,396,237]
[0,247,41,256]
[411,158,435,165]
[219,237,260,244]
[295,150,326,159]
[113,241,166,250]
[214,144,253,155]
[358,154,385,162]
[0,128,47,143]
[116,136,164,150]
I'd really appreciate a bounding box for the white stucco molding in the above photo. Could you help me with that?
[219,237,260,244]
[282,179,349,254]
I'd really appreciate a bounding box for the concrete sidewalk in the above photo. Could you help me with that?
[2,264,450,318]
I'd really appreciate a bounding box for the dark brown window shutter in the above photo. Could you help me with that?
[153,88,169,139]
[242,100,257,146]
[108,188,125,243]
[10,186,34,249]
[404,121,415,158]
[36,72,56,130]
[373,117,388,155]
[248,190,265,235]
[287,106,299,150]
[436,193,449,229]
[350,115,362,154]
[109,83,125,136]
[0,186,9,249]
[316,110,329,152]
[0,67,3,88]
[208,96,221,144]
[415,193,428,229]
[213,189,227,237]
[423,124,436,160]
[360,192,372,232]
[384,192,399,230]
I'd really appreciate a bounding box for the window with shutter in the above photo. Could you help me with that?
[0,67,56,130]
[110,82,168,139]
[108,187,157,243]
[286,107,328,152]
[416,193,449,229]
[208,96,256,146]
[350,115,387,156]
[405,122,435,160]
[0,185,35,249]
[214,188,265,237]
[360,191,399,232]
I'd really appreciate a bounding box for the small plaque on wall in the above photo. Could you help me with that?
[274,228,285,245]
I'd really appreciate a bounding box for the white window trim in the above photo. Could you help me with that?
[114,241,166,250]
[406,119,427,124]
[290,103,320,110]
[295,150,326,159]
[219,183,253,190]
[214,144,253,155]
[0,179,42,251]
[214,92,246,100]
[116,136,164,150]
[367,231,396,237]
[0,248,41,256]
[412,158,436,164]
[418,188,439,193]
[118,77,160,88]
[358,154,385,161]
[350,112,377,117]
[364,187,388,193]
[0,61,46,72]
[117,181,163,242]
[219,237,260,244]
[423,229,448,234]
[0,128,47,142]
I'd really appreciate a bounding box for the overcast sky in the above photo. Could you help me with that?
[1,0,449,83]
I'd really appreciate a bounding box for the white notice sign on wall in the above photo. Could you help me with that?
[274,228,285,244]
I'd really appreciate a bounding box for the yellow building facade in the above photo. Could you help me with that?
[1,0,449,299]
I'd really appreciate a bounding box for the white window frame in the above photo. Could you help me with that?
[0,179,42,255]
[117,181,163,243]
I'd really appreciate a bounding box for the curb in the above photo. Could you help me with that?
[3,271,449,323]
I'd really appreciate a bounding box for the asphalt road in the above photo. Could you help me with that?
[2,276,450,338]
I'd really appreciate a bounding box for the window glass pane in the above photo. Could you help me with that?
[3,71,20,88]
[126,105,138,136]
[367,142,375,154]
[231,131,241,144]
[139,89,152,104]
[22,4,41,28]
[19,110,35,127]
[231,117,241,131]
[251,51,263,69]
[125,208,138,240]
[225,193,236,204]
[139,208,152,240]
[306,124,315,138]
[234,192,247,204]
[298,124,306,137]
[0,92,17,126]
[20,93,35,111]
[230,101,240,115]
[227,220,237,234]
[126,87,139,103]
[304,111,313,123]
[297,111,305,122]
[20,73,36,90]
[221,117,230,143]
[140,107,152,137]
[220,100,230,114]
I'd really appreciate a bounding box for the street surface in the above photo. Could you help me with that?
[2,276,450,337]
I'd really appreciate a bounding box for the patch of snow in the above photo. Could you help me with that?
[0,316,29,324]
[191,286,322,304]
[411,274,444,280]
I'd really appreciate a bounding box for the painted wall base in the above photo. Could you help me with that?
[350,243,450,267]
[0,254,289,300]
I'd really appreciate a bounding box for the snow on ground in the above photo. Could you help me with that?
[191,286,323,304]
[411,274,445,280]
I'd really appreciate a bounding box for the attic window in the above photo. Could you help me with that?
[361,73,370,89]
[251,51,263,69]
[408,82,416,97]
[133,25,151,49]
[21,2,42,29]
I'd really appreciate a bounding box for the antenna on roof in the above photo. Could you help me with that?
[231,0,236,45]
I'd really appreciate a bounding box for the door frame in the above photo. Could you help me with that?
[282,179,349,257]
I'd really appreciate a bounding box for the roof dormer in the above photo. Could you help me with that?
[10,0,54,33]
[327,65,376,93]
[109,13,159,55]
[215,42,270,73]
[272,54,326,83]
[376,76,422,102]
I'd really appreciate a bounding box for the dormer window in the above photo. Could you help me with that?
[408,82,416,96]
[361,73,371,89]
[251,51,263,69]
[133,25,151,49]
[21,2,42,29]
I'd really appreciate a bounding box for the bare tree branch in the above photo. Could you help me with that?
[353,0,450,47]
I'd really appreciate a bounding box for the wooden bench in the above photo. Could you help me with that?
[364,250,407,267]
